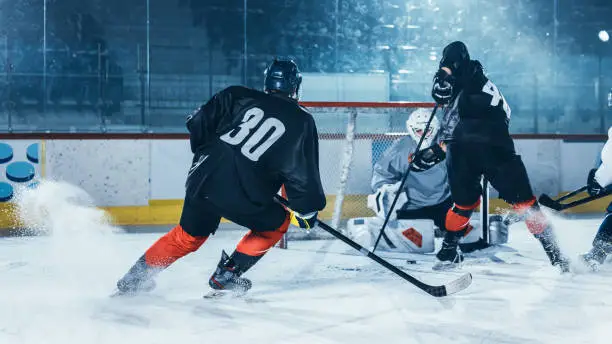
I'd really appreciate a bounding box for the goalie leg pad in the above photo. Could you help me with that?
[445,200,480,232]
[346,217,435,253]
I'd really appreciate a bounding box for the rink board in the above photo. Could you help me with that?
[0,134,609,228]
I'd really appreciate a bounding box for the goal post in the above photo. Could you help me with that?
[276,101,490,248]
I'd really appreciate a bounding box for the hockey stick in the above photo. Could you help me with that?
[274,195,472,297]
[538,186,587,211]
[372,104,440,252]
[538,186,612,211]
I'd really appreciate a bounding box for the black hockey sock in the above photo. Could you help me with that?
[228,251,264,276]
[594,214,612,249]
[534,227,567,266]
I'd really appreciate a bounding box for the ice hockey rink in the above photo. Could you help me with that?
[0,182,610,344]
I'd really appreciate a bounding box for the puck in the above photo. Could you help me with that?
[406,259,417,264]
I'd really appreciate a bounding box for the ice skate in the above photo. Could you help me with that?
[433,231,464,271]
[114,255,160,296]
[579,248,606,272]
[206,250,253,299]
[579,240,611,272]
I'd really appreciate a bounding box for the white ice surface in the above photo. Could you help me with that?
[1,181,612,344]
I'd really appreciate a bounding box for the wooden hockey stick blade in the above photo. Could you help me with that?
[273,194,472,297]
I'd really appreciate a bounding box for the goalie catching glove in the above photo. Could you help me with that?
[290,211,318,230]
[410,144,446,172]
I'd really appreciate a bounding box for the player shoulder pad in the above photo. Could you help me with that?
[221,85,257,97]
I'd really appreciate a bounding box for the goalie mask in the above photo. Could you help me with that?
[406,108,439,147]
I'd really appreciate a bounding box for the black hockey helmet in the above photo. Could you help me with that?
[439,41,470,74]
[264,57,302,97]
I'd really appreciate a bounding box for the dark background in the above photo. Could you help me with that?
[0,0,610,133]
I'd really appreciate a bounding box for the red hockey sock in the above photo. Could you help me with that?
[144,225,208,268]
[236,214,290,257]
[513,197,548,235]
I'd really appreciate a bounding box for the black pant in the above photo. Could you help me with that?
[179,195,288,237]
[446,142,535,206]
[396,197,454,233]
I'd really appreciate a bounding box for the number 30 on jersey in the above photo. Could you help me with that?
[482,80,511,119]
[220,107,286,161]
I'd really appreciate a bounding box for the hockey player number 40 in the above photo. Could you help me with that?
[482,80,511,119]
[220,107,286,161]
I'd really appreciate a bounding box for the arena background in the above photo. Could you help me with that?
[0,0,611,229]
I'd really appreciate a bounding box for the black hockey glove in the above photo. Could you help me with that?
[587,168,605,196]
[431,69,455,105]
[410,144,446,172]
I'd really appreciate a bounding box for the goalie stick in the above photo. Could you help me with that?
[274,195,472,297]
[372,104,440,252]
[539,186,612,211]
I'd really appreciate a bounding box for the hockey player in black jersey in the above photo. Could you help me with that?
[430,41,570,272]
[115,58,326,295]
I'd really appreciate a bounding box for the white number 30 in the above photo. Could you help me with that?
[482,80,511,119]
[220,107,286,161]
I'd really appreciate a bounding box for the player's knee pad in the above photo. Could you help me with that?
[512,197,548,235]
[445,200,480,232]
[145,225,208,267]
[236,214,290,257]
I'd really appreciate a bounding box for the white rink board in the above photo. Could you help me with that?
[34,138,607,207]
[150,140,191,200]
[511,139,562,198]
[45,140,150,206]
[560,141,604,191]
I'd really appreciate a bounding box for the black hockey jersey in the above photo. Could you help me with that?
[439,61,515,150]
[185,86,326,215]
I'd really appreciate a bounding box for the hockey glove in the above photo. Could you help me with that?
[431,69,455,105]
[290,211,318,230]
[410,144,446,172]
[587,168,605,196]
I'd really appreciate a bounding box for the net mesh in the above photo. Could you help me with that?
[281,102,436,243]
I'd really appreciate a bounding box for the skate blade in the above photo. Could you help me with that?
[109,286,156,298]
[203,289,249,299]
[432,261,463,271]
[203,290,231,299]
[203,289,265,303]
[110,289,136,298]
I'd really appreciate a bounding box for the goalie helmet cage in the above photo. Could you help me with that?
[276,101,490,249]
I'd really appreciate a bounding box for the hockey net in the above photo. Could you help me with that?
[278,101,437,248]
